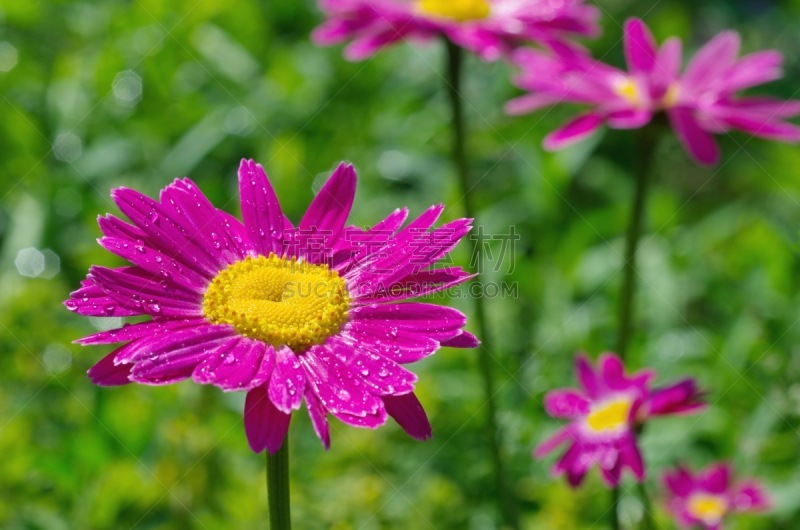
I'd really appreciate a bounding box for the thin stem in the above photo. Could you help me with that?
[613,125,660,529]
[616,125,659,360]
[444,38,519,530]
[637,481,656,530]
[267,440,291,530]
[611,487,621,530]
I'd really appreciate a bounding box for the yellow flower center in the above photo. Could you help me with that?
[687,494,728,524]
[203,254,350,351]
[613,76,642,107]
[662,82,681,108]
[586,398,632,433]
[417,0,491,22]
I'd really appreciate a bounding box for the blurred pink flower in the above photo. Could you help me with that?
[66,159,478,454]
[535,353,705,487]
[663,462,769,529]
[508,18,800,164]
[312,0,599,61]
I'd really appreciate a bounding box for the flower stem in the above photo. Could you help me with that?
[611,487,621,530]
[267,439,291,530]
[637,481,656,529]
[444,38,519,530]
[616,124,659,360]
[613,125,660,529]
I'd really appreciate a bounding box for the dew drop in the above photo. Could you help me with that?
[337,389,351,402]
[223,353,236,365]
[134,245,145,253]
[104,304,116,314]
[378,368,389,378]
[361,369,369,377]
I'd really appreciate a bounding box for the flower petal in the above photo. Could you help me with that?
[305,385,331,449]
[668,107,720,165]
[683,31,741,91]
[87,350,132,386]
[534,426,575,458]
[575,353,602,399]
[700,462,731,494]
[238,159,286,256]
[383,392,431,441]
[624,18,657,73]
[244,384,291,454]
[268,347,307,413]
[646,379,706,417]
[543,113,604,151]
[544,389,590,418]
[299,162,356,251]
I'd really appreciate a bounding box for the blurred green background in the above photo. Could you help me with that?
[2,0,800,528]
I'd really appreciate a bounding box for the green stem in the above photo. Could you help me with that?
[614,125,660,528]
[267,440,291,530]
[611,487,621,530]
[616,125,659,360]
[637,481,656,530]
[444,38,519,530]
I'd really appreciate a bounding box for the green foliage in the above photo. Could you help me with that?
[1,0,799,528]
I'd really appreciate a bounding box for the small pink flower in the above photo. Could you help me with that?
[65,160,479,454]
[535,353,705,487]
[663,462,769,529]
[312,0,599,61]
[507,17,800,164]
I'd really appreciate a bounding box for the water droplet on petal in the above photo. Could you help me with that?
[223,353,236,365]
[337,389,351,402]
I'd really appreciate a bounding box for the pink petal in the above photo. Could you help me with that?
[663,466,695,496]
[331,405,388,429]
[111,187,219,277]
[543,113,604,151]
[238,159,286,256]
[624,18,657,73]
[724,50,783,92]
[300,346,382,417]
[268,347,306,413]
[733,480,770,511]
[304,386,330,449]
[192,338,274,392]
[607,108,652,129]
[504,93,562,115]
[76,318,207,345]
[87,350,132,386]
[440,331,480,348]
[646,379,706,417]
[700,462,731,494]
[244,384,291,454]
[97,237,207,292]
[299,163,356,247]
[64,282,139,317]
[668,107,720,165]
[534,426,574,458]
[598,353,627,390]
[683,31,741,90]
[89,266,202,317]
[544,389,590,418]
[383,392,431,441]
[653,37,682,87]
[575,353,602,399]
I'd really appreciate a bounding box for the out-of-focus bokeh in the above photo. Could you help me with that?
[2,0,800,528]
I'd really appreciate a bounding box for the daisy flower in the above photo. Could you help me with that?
[663,462,769,529]
[65,159,478,453]
[507,18,800,164]
[535,353,705,487]
[312,0,599,61]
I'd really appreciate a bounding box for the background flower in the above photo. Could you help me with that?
[66,160,477,453]
[663,462,769,529]
[535,353,705,487]
[312,0,599,60]
[507,17,800,164]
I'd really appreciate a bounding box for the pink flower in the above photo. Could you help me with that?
[663,462,769,529]
[65,159,479,454]
[507,18,800,164]
[312,0,599,61]
[535,353,705,487]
